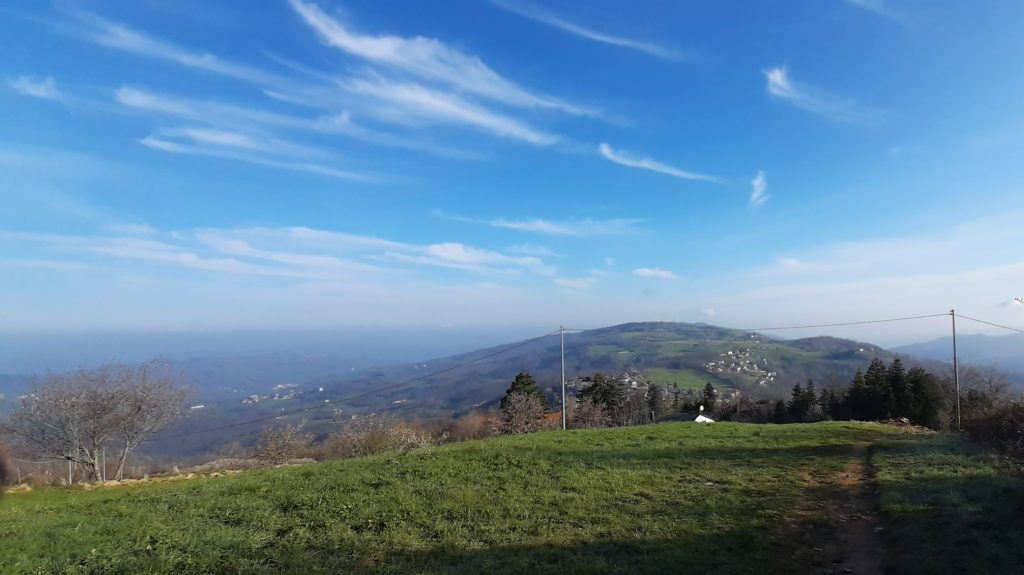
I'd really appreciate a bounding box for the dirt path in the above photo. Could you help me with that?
[832,442,883,575]
[775,442,884,575]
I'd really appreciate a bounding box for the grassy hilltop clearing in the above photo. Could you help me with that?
[2,422,1023,574]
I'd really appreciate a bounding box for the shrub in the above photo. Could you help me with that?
[254,422,313,465]
[964,402,1024,457]
[321,415,435,459]
[447,411,499,442]
[500,392,545,434]
[572,398,610,429]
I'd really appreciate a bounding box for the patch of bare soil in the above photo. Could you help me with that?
[773,442,883,575]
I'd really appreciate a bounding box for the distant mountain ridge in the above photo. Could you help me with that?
[142,321,945,456]
[892,333,1024,379]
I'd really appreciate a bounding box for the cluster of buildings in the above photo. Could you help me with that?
[241,383,306,405]
[703,348,777,387]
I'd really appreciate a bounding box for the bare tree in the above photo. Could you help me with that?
[572,398,610,429]
[322,415,434,459]
[254,422,313,464]
[958,364,1015,420]
[500,392,544,434]
[109,362,190,480]
[3,361,189,482]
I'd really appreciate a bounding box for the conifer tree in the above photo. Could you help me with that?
[803,380,818,412]
[770,399,787,423]
[862,358,890,420]
[501,371,549,412]
[702,382,717,407]
[887,358,909,419]
[845,369,870,420]
[788,381,807,421]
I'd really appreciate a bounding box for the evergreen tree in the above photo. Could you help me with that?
[579,374,626,417]
[844,369,870,420]
[501,371,549,412]
[647,383,666,419]
[906,367,944,428]
[702,382,717,407]
[887,358,910,419]
[819,383,843,420]
[771,399,788,423]
[788,381,807,421]
[803,380,820,421]
[862,358,890,420]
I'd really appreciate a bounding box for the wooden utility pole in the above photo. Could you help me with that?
[950,309,962,431]
[560,325,567,431]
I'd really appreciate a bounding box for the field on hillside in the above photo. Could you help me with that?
[2,422,1022,574]
[642,367,732,390]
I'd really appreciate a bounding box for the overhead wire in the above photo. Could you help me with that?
[954,313,1024,335]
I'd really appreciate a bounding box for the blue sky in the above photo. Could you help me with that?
[2,0,1023,345]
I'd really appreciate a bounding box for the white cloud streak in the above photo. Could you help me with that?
[9,76,61,100]
[844,0,903,20]
[439,212,641,236]
[79,14,282,86]
[491,217,640,236]
[6,224,559,281]
[344,77,557,145]
[138,136,372,182]
[763,66,879,124]
[490,0,682,61]
[599,143,719,182]
[288,0,593,117]
[749,170,769,207]
[633,267,676,279]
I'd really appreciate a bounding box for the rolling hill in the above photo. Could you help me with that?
[144,322,944,456]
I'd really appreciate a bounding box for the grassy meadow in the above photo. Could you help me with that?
[1,422,1021,574]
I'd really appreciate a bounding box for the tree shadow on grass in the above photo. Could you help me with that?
[873,441,1024,575]
[272,531,794,575]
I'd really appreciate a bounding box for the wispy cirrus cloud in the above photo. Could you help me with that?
[344,77,557,145]
[8,76,61,100]
[288,0,593,117]
[438,211,641,236]
[6,224,559,281]
[75,13,283,86]
[599,143,719,182]
[490,0,682,61]
[764,66,880,124]
[844,0,903,21]
[138,135,373,182]
[633,267,676,279]
[749,170,769,207]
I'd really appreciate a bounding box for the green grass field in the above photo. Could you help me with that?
[642,367,731,390]
[1,422,1021,574]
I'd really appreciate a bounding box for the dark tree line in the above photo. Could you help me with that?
[776,357,946,427]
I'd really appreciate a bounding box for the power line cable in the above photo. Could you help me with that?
[564,312,950,335]
[954,313,1024,335]
[147,329,561,441]
[741,313,950,332]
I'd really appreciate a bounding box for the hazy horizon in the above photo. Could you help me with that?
[1,319,1012,376]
